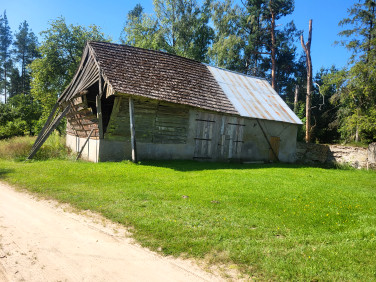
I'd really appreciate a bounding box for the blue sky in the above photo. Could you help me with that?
[3,0,355,74]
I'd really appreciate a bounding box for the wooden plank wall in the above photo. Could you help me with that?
[194,111,245,160]
[66,95,99,138]
[105,96,189,144]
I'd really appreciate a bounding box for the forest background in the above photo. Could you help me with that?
[1,0,375,145]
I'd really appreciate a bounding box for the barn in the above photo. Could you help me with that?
[29,41,302,163]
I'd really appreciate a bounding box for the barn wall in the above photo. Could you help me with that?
[96,96,298,162]
[241,118,298,163]
[98,96,196,161]
[67,95,299,162]
[66,134,100,162]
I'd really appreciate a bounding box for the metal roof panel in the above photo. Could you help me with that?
[207,66,303,125]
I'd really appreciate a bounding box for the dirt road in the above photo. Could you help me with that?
[0,182,221,282]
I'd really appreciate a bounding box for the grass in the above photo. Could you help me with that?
[0,156,375,281]
[0,133,72,161]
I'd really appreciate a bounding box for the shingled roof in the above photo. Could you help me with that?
[88,41,238,115]
[59,41,301,125]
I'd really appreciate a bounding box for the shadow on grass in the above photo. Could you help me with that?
[139,160,334,172]
[0,168,14,179]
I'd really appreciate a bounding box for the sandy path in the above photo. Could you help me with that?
[0,182,222,282]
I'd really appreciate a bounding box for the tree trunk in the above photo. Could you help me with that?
[129,97,137,163]
[294,85,299,114]
[300,19,313,143]
[270,1,276,90]
[4,67,7,104]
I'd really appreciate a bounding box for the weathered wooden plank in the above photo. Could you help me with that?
[129,97,137,163]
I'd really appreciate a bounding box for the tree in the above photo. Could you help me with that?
[325,0,376,143]
[120,4,164,50]
[308,67,340,143]
[210,0,298,94]
[153,0,214,61]
[300,19,313,143]
[0,11,12,103]
[209,0,245,71]
[122,0,214,62]
[30,17,110,119]
[13,20,40,95]
[8,65,22,98]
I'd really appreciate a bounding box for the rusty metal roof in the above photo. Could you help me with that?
[207,66,302,125]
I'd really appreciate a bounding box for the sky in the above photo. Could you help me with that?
[2,0,356,74]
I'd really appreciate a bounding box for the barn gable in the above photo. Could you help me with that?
[29,41,302,162]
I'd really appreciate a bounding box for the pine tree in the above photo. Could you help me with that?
[0,11,12,103]
[210,0,298,94]
[13,20,40,95]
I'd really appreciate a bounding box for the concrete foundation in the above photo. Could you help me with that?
[66,134,100,162]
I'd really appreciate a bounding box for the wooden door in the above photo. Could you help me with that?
[193,112,217,159]
[269,136,280,161]
[217,116,245,160]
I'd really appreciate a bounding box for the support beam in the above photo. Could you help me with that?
[76,128,95,161]
[96,73,104,139]
[129,97,137,163]
[256,119,279,162]
[27,105,71,160]
[32,103,59,150]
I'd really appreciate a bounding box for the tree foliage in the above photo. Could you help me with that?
[209,0,299,94]
[0,93,42,139]
[0,10,12,103]
[121,0,214,62]
[30,17,110,117]
[13,20,40,95]
[323,0,376,143]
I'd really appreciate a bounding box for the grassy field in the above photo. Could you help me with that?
[0,157,375,280]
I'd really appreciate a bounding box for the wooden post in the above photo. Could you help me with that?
[76,128,95,161]
[129,97,137,163]
[96,73,104,139]
[294,85,299,114]
[301,19,313,143]
[270,0,277,90]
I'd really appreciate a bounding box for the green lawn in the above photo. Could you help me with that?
[0,159,375,280]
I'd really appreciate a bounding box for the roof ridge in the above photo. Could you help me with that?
[88,41,203,65]
[203,63,268,82]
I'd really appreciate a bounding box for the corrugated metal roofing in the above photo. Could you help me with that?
[207,66,302,125]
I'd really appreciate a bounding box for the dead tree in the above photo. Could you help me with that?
[300,19,313,143]
[293,85,299,114]
[270,0,277,90]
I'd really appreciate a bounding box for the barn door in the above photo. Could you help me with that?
[269,136,280,161]
[194,112,217,160]
[217,116,245,160]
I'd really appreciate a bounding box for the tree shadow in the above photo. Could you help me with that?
[0,168,14,179]
[139,160,332,172]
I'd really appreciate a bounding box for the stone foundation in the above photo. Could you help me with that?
[296,142,376,169]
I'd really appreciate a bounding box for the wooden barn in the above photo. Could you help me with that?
[29,41,302,162]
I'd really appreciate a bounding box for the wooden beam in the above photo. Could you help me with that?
[27,106,71,160]
[129,97,137,163]
[32,103,59,151]
[76,128,95,161]
[96,72,104,139]
[256,119,279,162]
